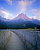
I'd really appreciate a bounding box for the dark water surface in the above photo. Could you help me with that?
[0,29,40,50]
[5,32,25,50]
[0,30,26,50]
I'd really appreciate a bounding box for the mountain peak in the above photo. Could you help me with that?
[14,13,31,20]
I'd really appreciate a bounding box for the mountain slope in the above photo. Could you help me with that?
[31,19,40,25]
[0,13,40,29]
[0,16,8,29]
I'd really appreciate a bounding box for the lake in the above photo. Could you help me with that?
[0,29,40,50]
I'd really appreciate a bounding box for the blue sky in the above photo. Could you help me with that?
[0,0,40,20]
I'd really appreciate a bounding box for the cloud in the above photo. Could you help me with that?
[0,9,14,19]
[18,1,27,13]
[6,0,13,5]
[18,0,36,14]
[31,9,40,20]
[32,16,40,20]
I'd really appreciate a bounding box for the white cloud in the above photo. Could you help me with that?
[18,1,27,13]
[31,9,40,20]
[0,10,14,19]
[32,16,40,20]
[18,0,36,14]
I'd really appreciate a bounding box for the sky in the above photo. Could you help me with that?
[0,0,40,20]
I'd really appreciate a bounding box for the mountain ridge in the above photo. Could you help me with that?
[0,13,40,29]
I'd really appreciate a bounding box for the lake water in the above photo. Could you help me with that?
[0,29,40,50]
